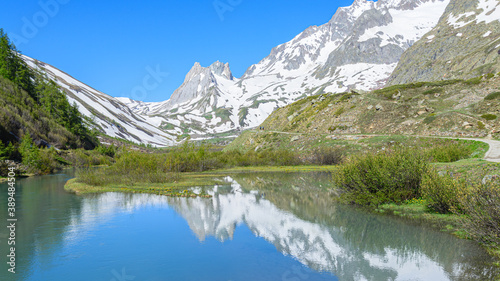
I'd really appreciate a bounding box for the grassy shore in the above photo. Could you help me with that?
[64,165,336,195]
[376,198,500,264]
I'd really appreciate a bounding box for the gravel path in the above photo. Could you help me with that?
[463,138,500,163]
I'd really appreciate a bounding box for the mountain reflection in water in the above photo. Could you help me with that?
[65,172,498,280]
[2,171,497,281]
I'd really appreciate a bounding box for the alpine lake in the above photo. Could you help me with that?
[0,169,498,281]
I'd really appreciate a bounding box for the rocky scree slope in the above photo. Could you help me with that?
[389,0,500,84]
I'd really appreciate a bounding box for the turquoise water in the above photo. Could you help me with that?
[0,170,498,280]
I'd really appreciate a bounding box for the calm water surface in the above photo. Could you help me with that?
[0,170,498,281]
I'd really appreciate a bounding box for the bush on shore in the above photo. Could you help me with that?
[311,147,344,165]
[421,170,464,214]
[332,146,428,206]
[426,141,472,163]
[458,181,500,245]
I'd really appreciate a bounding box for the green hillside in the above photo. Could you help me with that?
[226,74,500,152]
[0,29,97,149]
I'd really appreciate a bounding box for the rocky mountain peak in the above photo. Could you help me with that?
[337,0,376,21]
[209,61,233,80]
[185,62,204,83]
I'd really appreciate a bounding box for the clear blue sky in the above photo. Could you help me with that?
[0,0,353,102]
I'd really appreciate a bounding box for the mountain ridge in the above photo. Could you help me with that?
[21,55,176,146]
[120,0,451,141]
[19,0,500,145]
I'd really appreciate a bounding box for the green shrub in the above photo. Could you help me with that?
[485,73,495,79]
[17,134,63,174]
[426,142,472,162]
[481,114,497,120]
[463,77,482,85]
[18,134,42,173]
[457,181,500,245]
[421,170,463,214]
[65,149,112,167]
[423,115,436,124]
[0,140,16,160]
[332,146,428,206]
[484,92,500,100]
[478,121,486,130]
[338,92,358,102]
[425,79,462,87]
[334,106,345,117]
[422,88,443,95]
[95,144,117,157]
[311,147,343,165]
[37,148,63,175]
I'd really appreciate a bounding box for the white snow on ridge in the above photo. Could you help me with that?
[483,31,492,37]
[477,0,500,24]
[324,63,398,93]
[447,11,475,28]
[359,0,450,47]
[448,0,500,29]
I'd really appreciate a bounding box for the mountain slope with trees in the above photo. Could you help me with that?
[0,29,97,149]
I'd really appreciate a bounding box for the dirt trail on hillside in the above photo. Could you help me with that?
[257,130,500,163]
[462,138,500,163]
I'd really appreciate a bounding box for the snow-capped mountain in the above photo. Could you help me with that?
[121,0,450,139]
[22,0,457,144]
[22,56,176,146]
[118,61,243,137]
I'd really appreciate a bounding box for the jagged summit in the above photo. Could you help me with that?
[209,61,233,80]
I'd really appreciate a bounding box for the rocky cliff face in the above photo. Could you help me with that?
[388,0,500,85]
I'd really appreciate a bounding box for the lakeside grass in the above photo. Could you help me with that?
[376,198,500,263]
[65,175,221,197]
[65,165,336,195]
[377,199,466,237]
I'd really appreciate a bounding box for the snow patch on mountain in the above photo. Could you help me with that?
[358,0,450,48]
[447,0,500,28]
[22,56,175,146]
